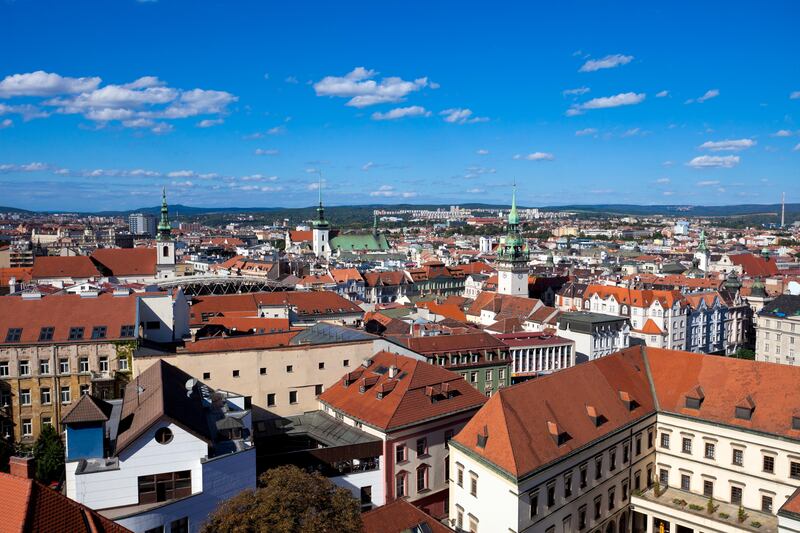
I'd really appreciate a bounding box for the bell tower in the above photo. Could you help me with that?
[156,188,176,279]
[312,181,330,258]
[496,184,529,296]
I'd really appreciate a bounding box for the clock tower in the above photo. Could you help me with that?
[312,183,330,259]
[156,188,176,279]
[496,184,529,296]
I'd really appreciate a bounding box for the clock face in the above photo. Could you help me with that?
[517,274,524,279]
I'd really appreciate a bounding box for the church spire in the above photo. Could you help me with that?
[157,187,172,241]
[312,177,329,229]
[508,181,519,227]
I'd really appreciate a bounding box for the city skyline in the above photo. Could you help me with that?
[1,1,799,211]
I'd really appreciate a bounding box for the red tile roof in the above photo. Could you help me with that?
[289,230,313,243]
[0,292,138,345]
[91,248,156,277]
[362,499,453,533]
[404,331,506,355]
[31,256,100,279]
[363,271,409,287]
[181,331,300,353]
[319,351,486,431]
[329,268,364,283]
[466,292,542,320]
[584,285,686,308]
[727,253,779,277]
[0,472,132,533]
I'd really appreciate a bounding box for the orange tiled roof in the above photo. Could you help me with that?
[329,268,364,283]
[727,253,779,277]
[0,267,33,285]
[362,499,453,533]
[637,319,664,335]
[289,230,313,243]
[91,248,156,277]
[31,256,100,279]
[584,284,686,308]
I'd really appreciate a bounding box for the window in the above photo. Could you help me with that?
[416,465,428,492]
[343,359,350,367]
[79,358,88,373]
[762,495,773,513]
[80,384,89,396]
[594,456,603,480]
[137,471,191,504]
[59,358,69,374]
[659,468,669,486]
[681,474,690,491]
[634,470,641,491]
[647,429,654,448]
[68,327,84,340]
[99,357,109,373]
[60,386,71,403]
[22,419,32,437]
[118,357,128,371]
[468,514,478,533]
[286,365,293,373]
[661,433,670,448]
[731,486,743,505]
[40,388,51,405]
[530,490,539,518]
[610,450,617,471]
[608,487,616,510]
[578,505,587,530]
[39,360,50,375]
[547,482,556,507]
[155,427,173,444]
[259,367,266,375]
[470,371,477,383]
[0,362,7,377]
[91,326,107,339]
[120,324,136,337]
[705,442,716,459]
[170,517,189,533]
[682,437,692,454]
[593,495,602,519]
[733,449,744,466]
[203,372,211,380]
[703,479,714,497]
[315,384,323,395]
[791,461,800,479]
[396,444,407,464]
[5,328,22,343]
[42,417,52,427]
[623,443,630,463]
[457,463,464,487]
[622,480,629,502]
[470,472,478,497]
[267,393,276,407]
[289,390,297,404]
[579,463,588,489]
[635,434,642,455]
[20,389,31,405]
[456,506,464,530]
[232,369,239,377]
[485,369,493,382]
[19,360,30,376]
[39,327,54,341]
[360,486,373,511]
[395,472,407,498]
[145,321,161,330]
[763,455,775,473]
[564,472,573,498]
[416,438,428,457]
[499,368,506,380]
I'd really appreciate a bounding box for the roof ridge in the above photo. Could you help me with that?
[497,389,534,474]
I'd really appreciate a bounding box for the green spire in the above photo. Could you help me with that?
[497,182,528,264]
[697,229,708,253]
[313,178,329,229]
[157,187,172,241]
[508,182,519,226]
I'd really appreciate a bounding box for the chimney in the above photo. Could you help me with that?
[9,456,35,479]
[388,365,397,379]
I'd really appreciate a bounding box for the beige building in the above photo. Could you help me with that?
[755,294,800,366]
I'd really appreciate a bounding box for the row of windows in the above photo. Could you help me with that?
[658,469,776,512]
[4,325,135,343]
[660,432,800,477]
[201,359,352,381]
[18,384,89,406]
[264,386,323,408]
[0,356,127,377]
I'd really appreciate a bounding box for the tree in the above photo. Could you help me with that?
[732,348,756,360]
[32,424,64,483]
[202,465,363,533]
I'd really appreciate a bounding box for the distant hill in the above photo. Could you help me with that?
[0,206,34,214]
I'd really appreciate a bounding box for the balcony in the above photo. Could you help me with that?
[631,485,777,533]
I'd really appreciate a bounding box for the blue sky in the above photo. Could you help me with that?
[0,1,798,211]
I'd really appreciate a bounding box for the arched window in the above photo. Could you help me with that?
[395,472,407,498]
[162,245,169,257]
[416,464,429,492]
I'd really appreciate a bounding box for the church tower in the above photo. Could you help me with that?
[156,188,176,279]
[496,184,529,296]
[312,184,330,258]
[694,229,710,272]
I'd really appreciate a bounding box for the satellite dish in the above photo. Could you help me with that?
[788,281,800,296]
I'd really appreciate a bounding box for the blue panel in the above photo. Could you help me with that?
[66,424,104,460]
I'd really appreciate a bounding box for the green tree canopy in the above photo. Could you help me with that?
[32,424,64,483]
[202,465,363,533]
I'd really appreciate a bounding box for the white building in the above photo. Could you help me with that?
[63,360,256,533]
[496,187,529,297]
[557,311,631,362]
[756,294,800,366]
[448,346,800,533]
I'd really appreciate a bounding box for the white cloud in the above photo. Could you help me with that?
[475,149,489,155]
[656,90,669,98]
[440,108,488,124]
[790,91,800,99]
[369,184,417,198]
[0,71,101,97]
[563,87,590,97]
[663,191,675,196]
[284,76,299,84]
[371,105,430,120]
[772,129,793,137]
[514,152,555,161]
[197,118,224,128]
[0,118,12,129]
[362,162,376,171]
[313,67,430,108]
[167,170,196,178]
[466,188,484,193]
[687,155,740,169]
[462,166,496,178]
[698,139,756,151]
[686,89,719,104]
[567,92,646,115]
[655,178,670,184]
[579,54,634,72]
[151,122,173,134]
[240,174,278,182]
[267,125,286,135]
[696,180,720,186]
[254,148,280,156]
[794,143,800,152]
[575,128,598,136]
[171,180,194,188]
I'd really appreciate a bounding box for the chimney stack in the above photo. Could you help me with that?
[9,456,35,480]
[388,365,397,379]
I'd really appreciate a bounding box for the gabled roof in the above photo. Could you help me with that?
[91,248,156,277]
[727,252,779,277]
[363,270,409,287]
[584,284,687,309]
[466,291,542,319]
[62,394,114,425]
[362,499,453,533]
[31,256,100,279]
[288,230,312,243]
[403,331,506,355]
[0,472,132,533]
[636,319,664,335]
[319,351,486,432]
[115,360,213,455]
[329,268,364,283]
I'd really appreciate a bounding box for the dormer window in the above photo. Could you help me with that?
[684,386,705,409]
[5,328,22,343]
[735,395,755,420]
[586,405,607,427]
[476,425,489,449]
[618,390,639,411]
[792,415,800,431]
[547,421,571,446]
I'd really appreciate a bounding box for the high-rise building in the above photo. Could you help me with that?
[127,212,156,237]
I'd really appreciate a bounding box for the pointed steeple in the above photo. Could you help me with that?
[312,178,329,229]
[508,181,519,226]
[697,229,708,253]
[157,187,172,241]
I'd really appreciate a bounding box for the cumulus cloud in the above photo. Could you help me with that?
[655,178,670,184]
[687,155,740,168]
[466,188,484,193]
[575,128,598,136]
[0,118,12,129]
[371,105,430,120]
[579,54,634,72]
[254,148,280,156]
[513,152,555,161]
[369,184,417,198]
[197,118,224,128]
[698,139,756,151]
[790,91,800,99]
[696,180,720,186]
[686,89,719,104]
[566,92,646,116]
[563,87,590,97]
[772,129,793,137]
[475,149,489,155]
[794,143,800,152]
[0,71,101,97]
[656,90,669,98]
[440,108,488,124]
[313,67,432,108]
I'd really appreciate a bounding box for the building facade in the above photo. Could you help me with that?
[756,294,800,366]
